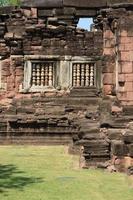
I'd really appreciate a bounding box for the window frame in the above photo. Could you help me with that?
[23,56,60,92]
[71,61,97,88]
[69,56,102,90]
[22,55,102,93]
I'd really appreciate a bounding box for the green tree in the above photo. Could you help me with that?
[0,0,20,6]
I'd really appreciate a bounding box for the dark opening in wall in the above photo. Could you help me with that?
[77,18,93,31]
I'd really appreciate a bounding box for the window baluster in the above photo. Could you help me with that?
[90,64,94,86]
[77,64,80,87]
[72,63,95,87]
[81,64,85,86]
[49,63,53,86]
[73,64,77,87]
[32,65,36,86]
[45,64,48,86]
[36,64,40,86]
[85,64,89,87]
[41,65,45,86]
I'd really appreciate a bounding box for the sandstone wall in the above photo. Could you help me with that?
[101,8,133,105]
[0,8,103,94]
[0,5,133,173]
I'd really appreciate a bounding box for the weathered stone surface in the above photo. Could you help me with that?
[129,144,133,157]
[123,131,133,144]
[21,0,63,8]
[108,129,123,140]
[112,141,128,156]
[0,1,133,173]
[21,0,133,9]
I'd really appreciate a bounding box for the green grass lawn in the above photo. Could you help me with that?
[0,146,133,200]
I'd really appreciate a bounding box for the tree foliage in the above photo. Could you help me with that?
[0,0,20,6]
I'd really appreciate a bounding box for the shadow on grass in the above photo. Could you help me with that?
[0,164,43,194]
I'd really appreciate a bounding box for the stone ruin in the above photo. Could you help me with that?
[0,0,133,174]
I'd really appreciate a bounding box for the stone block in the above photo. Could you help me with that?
[76,9,97,17]
[126,92,133,101]
[109,0,133,5]
[120,36,132,44]
[124,82,133,92]
[120,51,131,62]
[63,0,106,7]
[6,106,17,115]
[15,68,23,76]
[17,107,35,114]
[112,140,128,156]
[129,144,133,157]
[23,8,32,17]
[103,30,114,39]
[103,85,113,95]
[15,76,23,84]
[123,131,133,143]
[104,48,114,56]
[120,30,127,37]
[125,73,133,82]
[121,61,132,73]
[64,7,76,15]
[103,73,114,85]
[21,0,63,8]
[102,63,114,73]
[124,43,133,51]
[117,92,127,101]
[108,129,122,140]
[104,38,115,48]
[118,74,125,82]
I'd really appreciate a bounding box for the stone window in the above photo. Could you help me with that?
[31,61,55,88]
[22,56,101,93]
[23,57,58,92]
[0,57,6,91]
[72,62,96,87]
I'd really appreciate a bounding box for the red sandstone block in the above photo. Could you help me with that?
[118,74,125,82]
[120,37,132,44]
[122,101,133,106]
[31,8,37,18]
[126,92,133,101]
[117,92,127,101]
[120,30,128,37]
[1,59,10,69]
[15,69,23,76]
[119,44,125,51]
[118,86,125,92]
[130,51,133,62]
[125,73,133,82]
[103,85,112,95]
[124,82,133,92]
[104,30,114,39]
[111,105,123,113]
[119,43,133,51]
[1,76,7,83]
[104,38,115,48]
[118,65,122,73]
[1,70,9,76]
[15,76,23,83]
[124,43,133,51]
[7,79,15,87]
[120,51,131,62]
[6,83,14,91]
[102,63,115,73]
[103,73,114,85]
[104,48,114,55]
[121,61,133,73]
